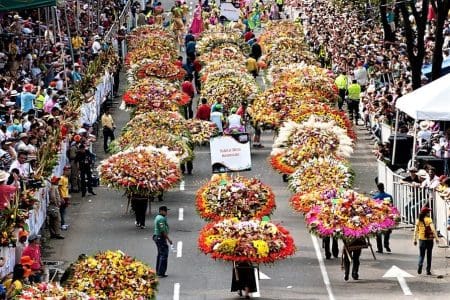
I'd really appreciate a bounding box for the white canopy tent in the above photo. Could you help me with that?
[392,73,450,165]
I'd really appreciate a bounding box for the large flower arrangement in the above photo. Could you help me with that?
[305,189,400,239]
[124,111,189,138]
[288,157,354,194]
[126,25,176,49]
[134,59,186,82]
[98,146,181,194]
[259,21,304,52]
[287,104,356,140]
[66,250,158,300]
[264,37,315,67]
[196,174,276,221]
[201,69,257,112]
[197,30,250,55]
[115,130,193,162]
[16,283,93,299]
[290,190,334,214]
[200,45,245,65]
[185,119,218,144]
[198,218,295,263]
[123,78,190,110]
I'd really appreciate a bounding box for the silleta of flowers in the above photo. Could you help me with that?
[198,218,295,263]
[196,174,276,221]
[288,156,354,194]
[16,282,93,299]
[185,119,219,144]
[270,119,354,174]
[123,111,190,138]
[305,189,400,239]
[66,250,158,300]
[98,146,181,195]
[196,29,250,55]
[134,59,187,82]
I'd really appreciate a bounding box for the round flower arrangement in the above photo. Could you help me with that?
[200,45,246,64]
[124,111,189,138]
[115,130,193,163]
[98,146,181,194]
[305,189,400,239]
[264,37,315,67]
[289,190,332,214]
[200,61,247,80]
[288,156,354,194]
[198,218,295,263]
[125,39,179,66]
[123,78,190,110]
[271,118,354,173]
[126,25,176,49]
[17,283,92,299]
[196,174,276,221]
[66,250,158,300]
[197,30,250,55]
[201,69,257,112]
[134,59,186,82]
[259,21,304,52]
[185,119,218,144]
[287,103,356,140]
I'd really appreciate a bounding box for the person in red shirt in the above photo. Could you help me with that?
[244,30,254,42]
[193,58,202,93]
[181,74,195,119]
[174,56,183,68]
[0,170,18,210]
[22,234,43,283]
[195,98,211,121]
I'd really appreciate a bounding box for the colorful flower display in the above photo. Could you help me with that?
[126,25,176,49]
[196,30,250,55]
[198,218,295,263]
[305,189,400,239]
[185,119,218,144]
[16,283,93,299]
[270,119,354,174]
[123,111,189,138]
[98,146,181,195]
[196,174,276,221]
[288,156,354,194]
[264,37,315,67]
[66,250,158,300]
[134,59,186,82]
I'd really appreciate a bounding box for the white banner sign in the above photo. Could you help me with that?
[210,134,251,173]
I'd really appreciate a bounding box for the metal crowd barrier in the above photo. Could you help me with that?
[393,182,435,226]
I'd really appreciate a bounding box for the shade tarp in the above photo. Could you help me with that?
[395,73,450,121]
[0,0,56,11]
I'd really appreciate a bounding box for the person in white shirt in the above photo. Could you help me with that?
[353,62,368,88]
[225,107,243,131]
[9,151,32,178]
[92,36,102,56]
[210,104,224,134]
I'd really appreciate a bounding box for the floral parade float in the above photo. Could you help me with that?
[270,118,354,175]
[198,218,295,264]
[98,146,181,195]
[16,283,93,299]
[64,250,158,300]
[122,111,190,138]
[305,189,400,240]
[196,174,276,221]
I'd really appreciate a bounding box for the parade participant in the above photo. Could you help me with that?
[130,192,149,229]
[190,2,204,36]
[323,237,339,259]
[59,166,71,230]
[21,234,43,283]
[195,98,211,121]
[75,144,96,197]
[181,74,195,119]
[225,107,244,133]
[231,261,256,299]
[373,183,393,253]
[414,207,439,275]
[246,55,258,78]
[101,107,115,153]
[68,135,81,193]
[334,71,348,110]
[171,1,186,45]
[347,79,361,125]
[210,104,224,134]
[153,206,173,278]
[48,176,64,239]
[343,237,367,280]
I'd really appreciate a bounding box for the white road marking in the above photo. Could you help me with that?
[180,180,185,191]
[173,283,180,300]
[259,271,271,280]
[250,268,261,298]
[176,241,183,258]
[178,208,184,221]
[383,265,414,296]
[311,234,335,300]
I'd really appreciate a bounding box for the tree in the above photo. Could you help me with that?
[379,0,396,45]
[398,0,429,90]
[430,0,450,80]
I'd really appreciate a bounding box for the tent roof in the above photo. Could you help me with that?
[0,0,56,12]
[395,73,450,121]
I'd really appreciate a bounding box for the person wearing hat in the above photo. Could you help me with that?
[72,63,82,83]
[210,103,224,134]
[0,170,18,210]
[9,151,32,178]
[15,229,29,265]
[15,133,29,153]
[92,35,102,57]
[347,79,361,125]
[334,70,348,110]
[101,107,116,153]
[417,121,432,147]
[0,140,15,170]
[48,175,64,239]
[414,206,439,275]
[153,206,173,278]
[20,84,40,114]
[20,256,34,278]
[400,167,421,186]
[21,233,43,283]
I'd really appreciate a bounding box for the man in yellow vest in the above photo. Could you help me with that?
[334,71,348,110]
[347,79,361,125]
[276,0,284,12]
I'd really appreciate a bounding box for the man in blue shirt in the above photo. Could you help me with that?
[20,84,41,113]
[373,183,393,253]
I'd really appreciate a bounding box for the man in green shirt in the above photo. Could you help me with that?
[153,206,173,277]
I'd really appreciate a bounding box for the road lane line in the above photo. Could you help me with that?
[311,234,335,300]
[177,241,183,258]
[173,283,180,300]
[178,208,184,221]
[180,180,185,191]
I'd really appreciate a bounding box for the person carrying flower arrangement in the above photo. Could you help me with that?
[231,261,257,299]
[343,237,367,281]
[373,183,393,253]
